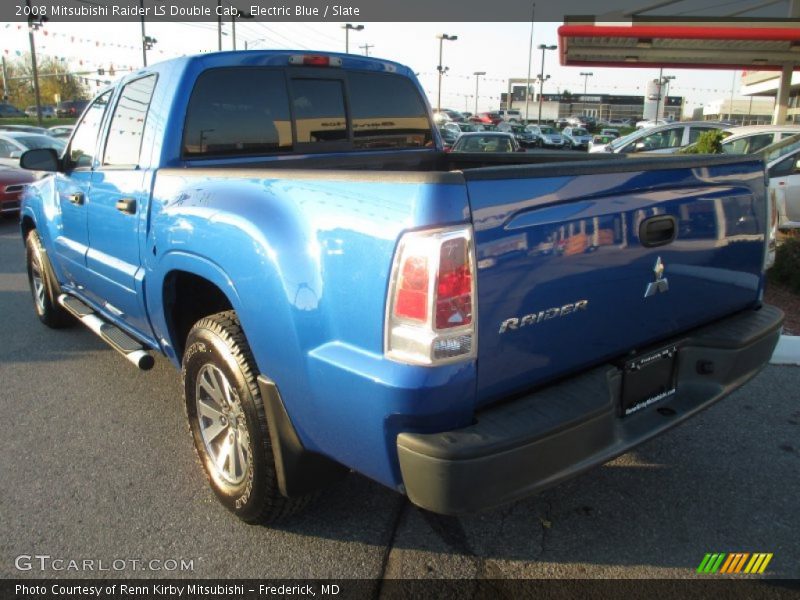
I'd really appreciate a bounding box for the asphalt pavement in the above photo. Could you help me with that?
[0,217,798,581]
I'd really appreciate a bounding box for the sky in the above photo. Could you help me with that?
[0,20,747,116]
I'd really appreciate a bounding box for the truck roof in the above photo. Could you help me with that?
[125,49,416,83]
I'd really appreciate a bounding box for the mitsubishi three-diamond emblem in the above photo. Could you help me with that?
[644,256,669,298]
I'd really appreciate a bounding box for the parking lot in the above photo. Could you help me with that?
[0,216,798,581]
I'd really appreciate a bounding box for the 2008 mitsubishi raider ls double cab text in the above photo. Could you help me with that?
[18,50,782,522]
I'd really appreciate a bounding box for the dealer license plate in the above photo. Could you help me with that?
[620,345,678,416]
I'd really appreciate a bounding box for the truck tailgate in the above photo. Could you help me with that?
[464,155,768,406]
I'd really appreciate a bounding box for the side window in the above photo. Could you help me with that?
[688,127,718,144]
[69,90,112,168]
[103,75,157,167]
[0,139,14,158]
[291,79,347,143]
[639,127,681,150]
[183,68,292,157]
[771,153,800,178]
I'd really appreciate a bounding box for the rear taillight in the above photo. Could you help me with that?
[386,225,477,365]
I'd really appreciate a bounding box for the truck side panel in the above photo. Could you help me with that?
[146,170,474,487]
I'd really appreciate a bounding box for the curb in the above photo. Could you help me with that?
[770,335,800,365]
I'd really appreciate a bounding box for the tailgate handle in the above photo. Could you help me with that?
[640,215,676,248]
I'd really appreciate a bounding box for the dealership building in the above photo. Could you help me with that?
[503,83,683,122]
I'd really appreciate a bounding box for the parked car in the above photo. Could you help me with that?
[600,128,620,138]
[25,105,56,119]
[565,116,585,128]
[555,117,570,128]
[562,126,593,150]
[496,122,536,146]
[0,132,66,167]
[438,126,460,147]
[470,111,503,125]
[55,100,89,118]
[17,50,781,524]
[635,118,669,129]
[590,121,726,154]
[0,124,51,135]
[607,118,632,127]
[497,109,522,123]
[0,103,26,118]
[720,125,800,155]
[442,122,482,136]
[526,124,564,148]
[0,165,35,216]
[47,125,75,138]
[760,134,800,230]
[432,110,452,125]
[448,131,522,153]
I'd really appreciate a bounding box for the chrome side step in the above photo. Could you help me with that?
[58,294,155,371]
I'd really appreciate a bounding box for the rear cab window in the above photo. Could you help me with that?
[183,67,432,159]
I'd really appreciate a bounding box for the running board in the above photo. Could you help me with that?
[58,294,155,370]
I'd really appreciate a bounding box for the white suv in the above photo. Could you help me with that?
[497,109,522,123]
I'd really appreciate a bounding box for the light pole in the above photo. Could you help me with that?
[231,10,253,50]
[580,72,593,116]
[217,0,223,50]
[25,0,43,126]
[473,71,485,115]
[343,24,364,53]
[524,2,535,122]
[244,38,267,50]
[436,33,458,113]
[537,44,556,124]
[663,75,675,120]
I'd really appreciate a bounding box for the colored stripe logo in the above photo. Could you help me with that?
[697,553,773,574]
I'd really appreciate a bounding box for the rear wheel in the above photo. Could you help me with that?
[183,311,311,523]
[25,230,72,328]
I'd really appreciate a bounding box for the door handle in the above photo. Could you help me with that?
[68,192,84,205]
[115,198,137,215]
[639,215,677,248]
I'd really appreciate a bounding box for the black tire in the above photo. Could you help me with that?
[25,230,73,329]
[183,311,311,523]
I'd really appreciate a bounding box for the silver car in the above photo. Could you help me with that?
[590,121,726,154]
[763,134,800,230]
[0,132,66,167]
[562,126,593,150]
[526,124,564,148]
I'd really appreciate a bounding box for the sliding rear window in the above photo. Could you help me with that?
[347,71,431,149]
[183,67,431,158]
[183,68,292,157]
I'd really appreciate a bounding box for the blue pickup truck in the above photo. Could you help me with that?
[18,51,782,522]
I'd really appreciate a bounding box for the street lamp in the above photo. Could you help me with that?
[473,71,486,115]
[537,44,557,124]
[663,75,676,120]
[231,9,254,50]
[580,72,593,116]
[436,33,458,113]
[343,24,364,53]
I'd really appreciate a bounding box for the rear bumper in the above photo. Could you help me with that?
[397,304,783,515]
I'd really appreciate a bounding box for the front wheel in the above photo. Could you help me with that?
[25,230,72,328]
[183,311,312,523]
